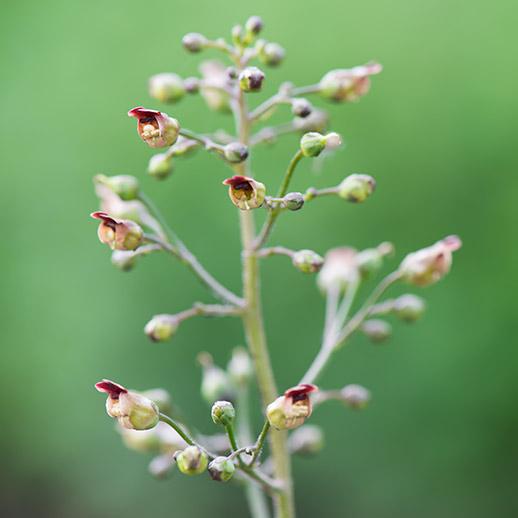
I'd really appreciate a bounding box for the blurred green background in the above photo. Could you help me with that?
[1,0,517,516]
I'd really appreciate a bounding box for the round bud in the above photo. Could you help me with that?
[291,98,312,118]
[145,315,178,342]
[208,456,236,482]
[95,174,140,201]
[341,384,371,409]
[183,77,200,94]
[111,250,137,272]
[223,142,249,163]
[231,25,244,46]
[175,446,208,476]
[198,352,236,404]
[245,15,264,35]
[283,192,305,211]
[292,249,324,274]
[226,66,238,80]
[148,73,186,103]
[182,32,207,53]
[147,153,173,180]
[338,174,376,202]
[238,67,265,92]
[211,401,235,427]
[393,294,426,322]
[288,425,324,456]
[300,132,326,157]
[356,242,393,279]
[258,42,285,67]
[361,319,392,343]
[227,347,253,384]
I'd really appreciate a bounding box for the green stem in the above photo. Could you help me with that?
[250,420,271,466]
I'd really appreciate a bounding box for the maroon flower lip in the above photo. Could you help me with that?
[284,384,318,399]
[128,106,163,121]
[223,175,255,192]
[95,379,128,399]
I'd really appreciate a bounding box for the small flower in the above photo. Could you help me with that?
[361,319,392,343]
[399,235,462,287]
[341,384,371,409]
[175,446,208,476]
[148,73,186,103]
[291,98,312,118]
[94,174,139,201]
[238,66,265,92]
[266,384,318,430]
[288,425,324,456]
[338,174,376,202]
[283,192,305,211]
[258,41,285,67]
[319,62,382,102]
[145,314,179,342]
[393,294,426,322]
[147,153,173,180]
[95,379,159,430]
[208,456,235,482]
[199,60,232,113]
[211,401,235,427]
[128,106,180,148]
[90,211,143,251]
[292,249,324,274]
[182,32,207,53]
[223,142,249,163]
[317,247,360,293]
[223,175,266,210]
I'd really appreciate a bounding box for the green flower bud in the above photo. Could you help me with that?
[295,109,329,133]
[139,388,173,414]
[317,247,360,293]
[95,380,160,431]
[198,352,236,404]
[361,319,392,343]
[300,132,326,157]
[283,192,305,211]
[149,73,186,103]
[149,453,175,479]
[91,212,143,251]
[223,175,266,210]
[111,250,137,271]
[223,142,249,163]
[291,98,312,118]
[245,15,264,36]
[182,32,207,53]
[145,314,178,342]
[119,426,162,453]
[94,174,139,201]
[393,294,426,322]
[239,66,265,92]
[356,242,394,279]
[258,41,285,67]
[208,456,236,482]
[341,384,371,409]
[288,425,324,456]
[338,174,376,202]
[147,153,173,180]
[319,63,382,102]
[199,60,232,113]
[266,384,317,430]
[231,25,244,46]
[211,401,235,427]
[183,77,200,94]
[175,446,208,476]
[227,347,252,384]
[292,249,324,274]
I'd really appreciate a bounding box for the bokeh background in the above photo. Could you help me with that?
[1,0,517,516]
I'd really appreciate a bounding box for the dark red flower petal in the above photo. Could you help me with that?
[128,106,162,120]
[95,379,128,399]
[284,384,318,398]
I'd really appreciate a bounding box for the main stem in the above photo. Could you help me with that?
[236,89,295,518]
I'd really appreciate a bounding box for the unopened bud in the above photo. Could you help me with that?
[183,77,200,94]
[119,427,161,453]
[266,384,318,430]
[208,456,235,482]
[317,247,360,293]
[128,107,179,148]
[91,212,143,251]
[182,32,207,53]
[295,109,329,133]
[283,192,305,211]
[292,249,324,274]
[147,153,173,180]
[245,15,263,35]
[356,242,393,278]
[300,132,340,157]
[361,319,392,343]
[231,25,244,46]
[223,142,249,163]
[223,175,266,210]
[258,41,285,67]
[288,425,324,456]
[175,446,208,476]
[199,60,232,113]
[149,73,186,103]
[227,347,252,384]
[145,314,178,342]
[94,174,139,201]
[239,67,265,92]
[291,98,312,118]
[95,380,159,430]
[341,384,371,409]
[393,294,426,322]
[198,352,235,404]
[111,250,137,271]
[211,401,235,427]
[139,388,173,414]
[149,454,175,479]
[319,63,382,102]
[338,174,376,202]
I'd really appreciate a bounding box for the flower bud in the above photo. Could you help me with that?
[231,25,244,46]
[317,247,360,293]
[95,380,160,430]
[283,192,305,211]
[266,384,318,430]
[258,41,285,67]
[94,174,139,201]
[291,98,312,118]
[111,250,137,271]
[300,132,340,157]
[91,212,143,251]
[292,249,324,274]
[149,453,175,479]
[145,314,178,342]
[199,60,232,113]
[128,107,180,148]
[361,319,392,343]
[399,235,462,287]
[223,142,249,163]
[295,109,329,133]
[198,352,236,404]
[393,294,426,322]
[319,62,382,102]
[182,32,207,53]
[148,73,186,103]
[175,446,208,476]
[341,384,371,409]
[147,153,173,180]
[223,175,266,210]
[208,456,235,482]
[239,66,265,92]
[245,15,264,36]
[338,174,376,202]
[288,425,324,456]
[227,347,252,384]
[211,401,235,427]
[119,426,162,454]
[183,77,200,94]
[139,388,173,415]
[356,242,394,278]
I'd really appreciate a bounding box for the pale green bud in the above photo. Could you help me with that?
[147,153,173,180]
[356,242,394,279]
[300,132,326,157]
[182,32,207,53]
[227,347,252,384]
[145,314,178,342]
[317,247,360,293]
[94,174,139,201]
[239,67,265,92]
[139,388,172,414]
[288,425,324,456]
[245,15,264,36]
[223,142,249,163]
[361,319,392,343]
[341,384,371,409]
[291,98,312,118]
[338,174,376,202]
[175,446,208,476]
[208,456,235,482]
[283,192,305,211]
[393,294,426,322]
[198,352,236,404]
[231,25,244,46]
[211,401,235,427]
[292,249,324,274]
[111,250,137,271]
[119,426,161,453]
[319,63,382,102]
[149,73,186,103]
[258,41,285,67]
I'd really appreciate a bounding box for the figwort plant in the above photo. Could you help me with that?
[91,16,461,518]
